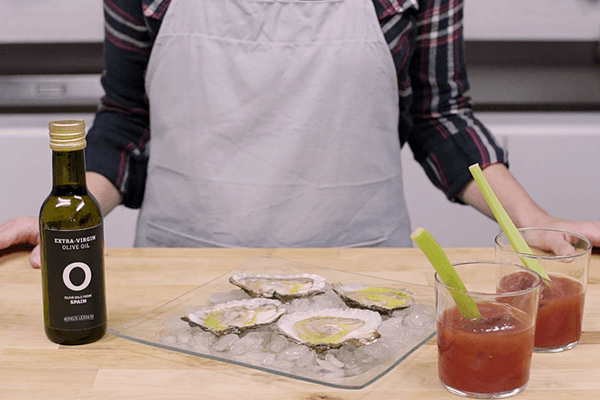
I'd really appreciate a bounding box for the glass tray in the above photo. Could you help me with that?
[109,255,436,389]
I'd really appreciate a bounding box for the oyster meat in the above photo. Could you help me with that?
[332,283,414,314]
[182,298,286,336]
[277,307,382,351]
[229,272,326,301]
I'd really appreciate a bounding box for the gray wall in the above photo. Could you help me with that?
[1,0,599,43]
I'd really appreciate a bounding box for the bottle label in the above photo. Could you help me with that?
[44,225,106,330]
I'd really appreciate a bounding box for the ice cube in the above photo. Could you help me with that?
[212,333,240,352]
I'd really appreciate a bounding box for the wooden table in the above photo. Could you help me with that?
[1,247,599,399]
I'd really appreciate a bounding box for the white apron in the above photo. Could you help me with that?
[136,0,412,248]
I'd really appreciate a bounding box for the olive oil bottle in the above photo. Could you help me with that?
[39,120,107,345]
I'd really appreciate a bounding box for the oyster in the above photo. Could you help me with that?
[277,308,381,351]
[182,298,286,336]
[332,283,414,314]
[229,272,326,301]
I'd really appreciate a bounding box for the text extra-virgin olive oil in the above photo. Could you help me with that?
[39,120,107,345]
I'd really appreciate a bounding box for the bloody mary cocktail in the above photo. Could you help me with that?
[437,302,535,396]
[535,275,584,349]
[435,262,540,398]
[495,228,591,352]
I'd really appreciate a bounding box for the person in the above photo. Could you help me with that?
[1,0,599,269]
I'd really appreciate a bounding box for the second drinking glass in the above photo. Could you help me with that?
[495,227,592,352]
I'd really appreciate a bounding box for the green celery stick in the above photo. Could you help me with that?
[468,164,551,281]
[411,228,481,320]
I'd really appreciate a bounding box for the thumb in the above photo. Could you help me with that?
[539,234,577,257]
[30,245,41,269]
[550,239,577,257]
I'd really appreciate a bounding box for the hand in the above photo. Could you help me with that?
[0,216,41,268]
[0,173,119,270]
[524,215,600,255]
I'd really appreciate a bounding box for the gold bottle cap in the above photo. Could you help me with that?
[49,120,87,151]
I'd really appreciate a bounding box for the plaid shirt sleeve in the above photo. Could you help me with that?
[85,0,163,208]
[377,0,508,202]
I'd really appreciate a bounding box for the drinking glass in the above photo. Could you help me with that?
[495,227,592,352]
[436,261,541,398]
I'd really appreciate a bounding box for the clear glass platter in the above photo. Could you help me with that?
[109,255,436,389]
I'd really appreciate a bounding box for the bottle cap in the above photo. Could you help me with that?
[49,120,87,151]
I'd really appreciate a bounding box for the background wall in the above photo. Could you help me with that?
[1,0,599,43]
[463,0,600,41]
[0,0,103,43]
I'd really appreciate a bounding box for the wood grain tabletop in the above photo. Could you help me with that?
[1,246,598,399]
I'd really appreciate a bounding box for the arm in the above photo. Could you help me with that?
[85,0,155,209]
[405,1,508,203]
[87,171,122,216]
[0,173,121,269]
[461,163,600,249]
[407,1,600,249]
[459,163,537,225]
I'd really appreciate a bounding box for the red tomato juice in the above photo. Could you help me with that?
[437,302,535,395]
[535,275,584,349]
[499,273,585,350]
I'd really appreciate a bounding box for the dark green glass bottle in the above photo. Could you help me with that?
[39,120,107,345]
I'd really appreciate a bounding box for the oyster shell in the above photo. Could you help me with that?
[332,283,414,314]
[182,298,286,336]
[277,307,381,351]
[229,273,326,301]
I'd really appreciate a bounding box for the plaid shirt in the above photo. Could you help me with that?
[88,0,506,208]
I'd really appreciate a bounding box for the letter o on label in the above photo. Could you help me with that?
[62,262,92,292]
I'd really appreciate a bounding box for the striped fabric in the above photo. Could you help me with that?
[86,0,506,209]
